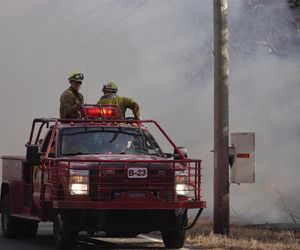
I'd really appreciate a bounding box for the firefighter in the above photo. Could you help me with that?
[97,82,140,119]
[60,71,84,119]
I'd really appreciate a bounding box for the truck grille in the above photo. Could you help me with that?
[89,162,175,201]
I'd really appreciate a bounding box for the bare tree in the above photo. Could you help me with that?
[276,189,300,224]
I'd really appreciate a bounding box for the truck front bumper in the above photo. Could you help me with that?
[53,200,206,209]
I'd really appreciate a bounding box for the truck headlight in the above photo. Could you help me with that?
[69,170,89,195]
[175,171,188,195]
[176,183,189,195]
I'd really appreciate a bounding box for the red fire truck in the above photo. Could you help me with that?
[0,106,206,249]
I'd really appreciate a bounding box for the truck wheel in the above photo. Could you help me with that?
[161,212,187,249]
[53,212,78,249]
[1,192,20,238]
[20,220,38,238]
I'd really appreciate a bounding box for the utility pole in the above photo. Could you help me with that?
[213,0,230,235]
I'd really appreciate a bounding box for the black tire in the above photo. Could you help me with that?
[1,192,20,238]
[20,220,38,238]
[53,212,78,249]
[161,211,188,249]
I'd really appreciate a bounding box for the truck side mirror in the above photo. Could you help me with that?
[174,146,188,160]
[26,145,40,166]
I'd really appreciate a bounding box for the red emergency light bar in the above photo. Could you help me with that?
[83,105,119,119]
[101,107,118,117]
[85,107,101,117]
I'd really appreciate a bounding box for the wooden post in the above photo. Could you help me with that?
[213,0,230,235]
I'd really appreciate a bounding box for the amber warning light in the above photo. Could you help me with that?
[83,106,118,119]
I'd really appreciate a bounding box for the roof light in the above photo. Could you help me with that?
[82,105,119,119]
[85,107,101,118]
[101,107,118,118]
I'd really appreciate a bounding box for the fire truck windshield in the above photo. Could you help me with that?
[59,126,164,157]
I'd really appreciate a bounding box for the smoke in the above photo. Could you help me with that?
[228,0,300,223]
[0,0,299,223]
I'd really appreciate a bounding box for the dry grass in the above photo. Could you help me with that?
[186,220,300,250]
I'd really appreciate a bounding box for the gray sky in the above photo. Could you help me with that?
[0,0,300,223]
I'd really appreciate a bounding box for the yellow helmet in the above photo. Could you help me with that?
[68,71,84,82]
[102,82,118,93]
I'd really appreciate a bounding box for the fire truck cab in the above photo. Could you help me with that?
[1,106,206,249]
